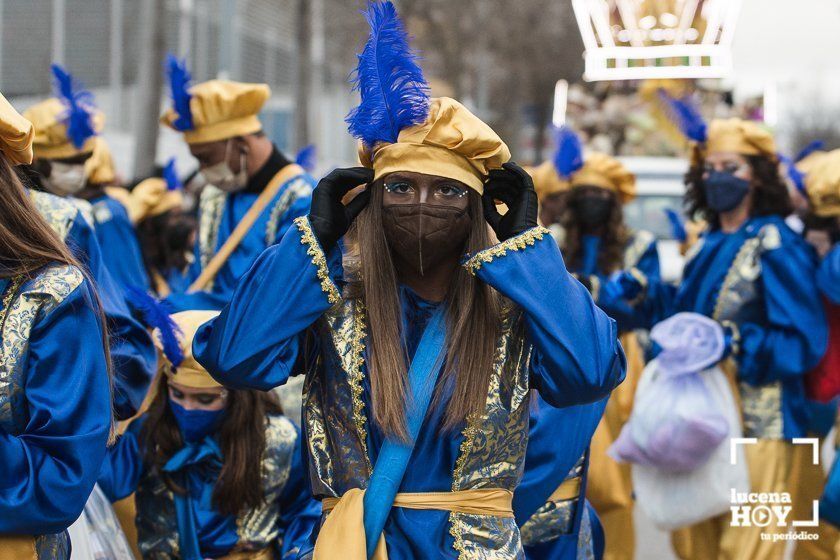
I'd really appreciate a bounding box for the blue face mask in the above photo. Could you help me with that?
[704,171,751,213]
[169,399,225,443]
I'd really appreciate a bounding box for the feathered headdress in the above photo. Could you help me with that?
[295,144,317,172]
[50,64,97,149]
[658,89,707,144]
[124,285,184,367]
[345,1,430,146]
[162,157,182,191]
[553,126,584,179]
[165,54,194,132]
[779,153,807,195]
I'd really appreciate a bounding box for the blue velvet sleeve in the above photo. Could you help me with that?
[464,227,626,407]
[93,200,151,292]
[193,217,341,391]
[737,232,828,384]
[97,419,146,502]
[599,240,662,331]
[0,280,111,534]
[277,426,320,560]
[818,244,840,305]
[66,217,157,420]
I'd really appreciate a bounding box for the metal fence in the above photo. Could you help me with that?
[0,0,357,177]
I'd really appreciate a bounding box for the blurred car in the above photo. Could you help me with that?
[619,156,689,284]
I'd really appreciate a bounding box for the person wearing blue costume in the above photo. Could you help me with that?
[527,129,659,560]
[130,159,195,297]
[616,97,828,559]
[0,92,112,560]
[25,64,151,294]
[193,3,625,559]
[17,78,156,421]
[98,305,320,560]
[783,147,840,560]
[160,55,314,312]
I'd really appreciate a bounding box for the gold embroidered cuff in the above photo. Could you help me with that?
[294,216,341,305]
[463,226,550,275]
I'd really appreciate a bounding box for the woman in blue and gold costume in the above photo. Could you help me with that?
[24,64,151,294]
[619,97,828,559]
[193,2,625,559]
[520,128,660,560]
[0,92,112,560]
[98,306,320,559]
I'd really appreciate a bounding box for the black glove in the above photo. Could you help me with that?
[308,167,374,251]
[482,162,539,242]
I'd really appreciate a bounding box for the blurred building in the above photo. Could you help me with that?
[0,0,358,180]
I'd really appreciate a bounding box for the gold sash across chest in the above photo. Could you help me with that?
[313,488,513,559]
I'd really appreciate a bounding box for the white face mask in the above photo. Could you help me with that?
[45,162,87,196]
[200,140,248,193]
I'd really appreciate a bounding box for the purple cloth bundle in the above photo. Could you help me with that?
[610,313,728,472]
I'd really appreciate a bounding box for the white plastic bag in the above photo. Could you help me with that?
[631,361,750,530]
[71,484,135,560]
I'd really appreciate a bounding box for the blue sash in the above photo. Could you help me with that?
[163,437,224,560]
[362,306,447,558]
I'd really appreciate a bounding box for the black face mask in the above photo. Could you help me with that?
[381,204,471,276]
[574,197,613,229]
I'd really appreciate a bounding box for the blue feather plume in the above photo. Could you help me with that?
[658,89,707,143]
[50,64,97,149]
[795,140,825,163]
[162,158,182,191]
[664,208,688,243]
[553,126,584,179]
[165,54,194,131]
[295,144,317,172]
[345,1,430,146]
[778,153,807,195]
[124,285,184,367]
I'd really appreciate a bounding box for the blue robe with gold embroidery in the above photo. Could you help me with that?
[97,413,320,559]
[193,217,626,559]
[639,215,827,439]
[29,190,156,420]
[90,193,151,292]
[166,159,314,312]
[0,266,112,559]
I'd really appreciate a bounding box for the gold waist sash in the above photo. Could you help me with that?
[0,536,36,560]
[547,476,582,503]
[314,488,513,560]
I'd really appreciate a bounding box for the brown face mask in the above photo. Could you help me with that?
[382,203,471,276]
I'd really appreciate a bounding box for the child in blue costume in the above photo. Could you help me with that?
[0,92,112,560]
[25,65,151,293]
[160,56,313,312]
[98,307,320,560]
[615,104,828,558]
[192,3,626,558]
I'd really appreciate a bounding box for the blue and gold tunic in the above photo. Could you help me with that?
[167,151,313,312]
[193,217,626,559]
[89,192,151,292]
[97,414,320,559]
[0,265,111,559]
[640,215,828,439]
[28,190,157,420]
